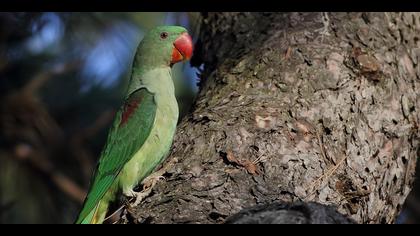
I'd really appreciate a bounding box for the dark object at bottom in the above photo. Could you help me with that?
[225,202,355,224]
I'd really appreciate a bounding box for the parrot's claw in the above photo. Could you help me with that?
[123,189,151,208]
[126,158,177,208]
[142,174,165,189]
[130,189,153,207]
[125,172,166,207]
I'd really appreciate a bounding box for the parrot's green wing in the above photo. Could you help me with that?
[76,88,156,223]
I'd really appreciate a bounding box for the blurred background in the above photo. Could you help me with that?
[0,12,418,224]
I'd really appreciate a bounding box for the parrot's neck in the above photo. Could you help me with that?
[128,66,174,97]
[128,66,178,121]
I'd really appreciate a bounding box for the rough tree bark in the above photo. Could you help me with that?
[127,12,419,224]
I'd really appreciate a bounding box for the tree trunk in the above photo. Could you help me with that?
[128,12,419,224]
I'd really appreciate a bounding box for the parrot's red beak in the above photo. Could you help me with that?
[171,32,193,64]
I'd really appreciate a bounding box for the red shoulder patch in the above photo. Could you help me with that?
[119,99,140,127]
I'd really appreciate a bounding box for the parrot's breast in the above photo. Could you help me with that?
[117,69,179,193]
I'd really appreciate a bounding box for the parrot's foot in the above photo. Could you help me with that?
[124,172,167,207]
[125,188,153,207]
[125,158,178,207]
[143,172,166,188]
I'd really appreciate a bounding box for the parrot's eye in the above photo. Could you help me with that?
[160,32,169,39]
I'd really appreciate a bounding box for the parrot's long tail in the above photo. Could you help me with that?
[76,200,109,224]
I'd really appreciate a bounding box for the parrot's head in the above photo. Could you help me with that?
[137,26,193,68]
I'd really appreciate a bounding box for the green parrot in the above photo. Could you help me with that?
[76,26,193,224]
